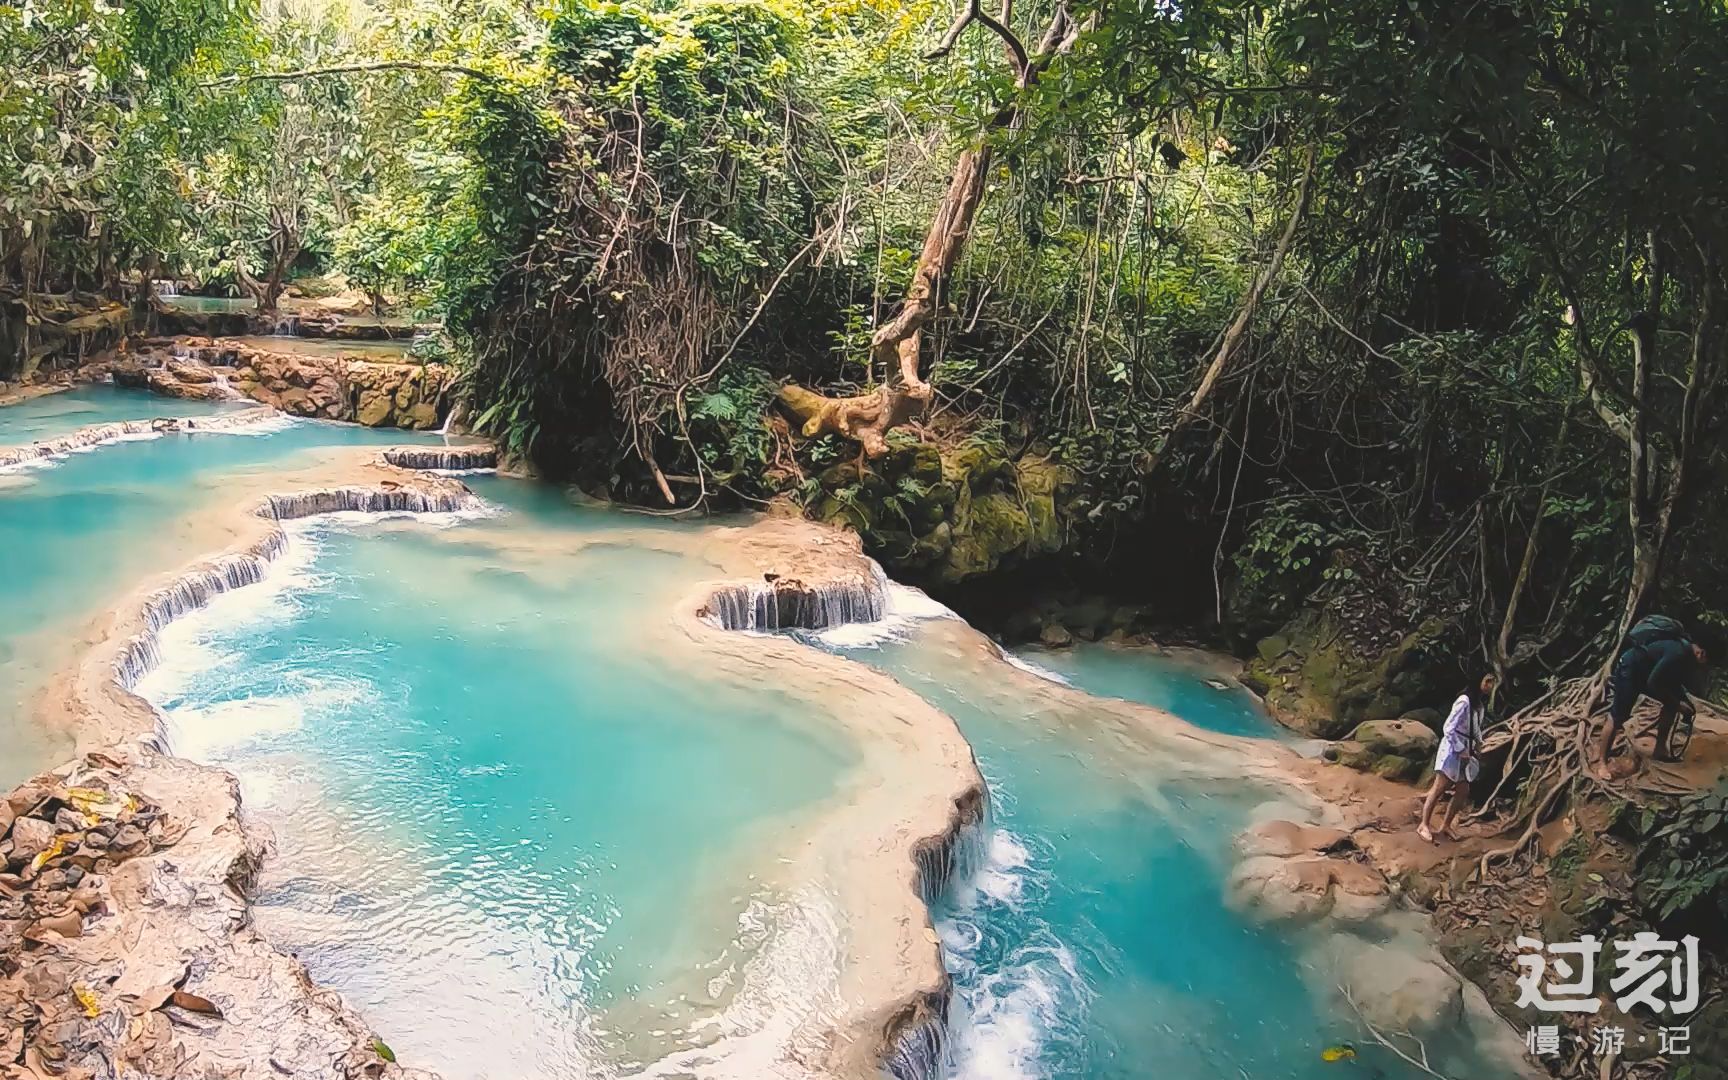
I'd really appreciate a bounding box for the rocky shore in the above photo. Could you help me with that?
[110,338,453,430]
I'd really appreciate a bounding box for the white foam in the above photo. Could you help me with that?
[947,937,1086,1080]
[997,647,1073,687]
[134,525,326,704]
[937,827,1091,1080]
[813,581,957,649]
[162,695,307,759]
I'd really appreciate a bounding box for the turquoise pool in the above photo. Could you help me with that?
[0,396,1519,1080]
[827,620,1511,1080]
[135,477,858,1077]
[0,393,440,785]
[1013,641,1278,738]
[0,384,245,447]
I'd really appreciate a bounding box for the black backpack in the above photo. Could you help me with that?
[1623,614,1688,653]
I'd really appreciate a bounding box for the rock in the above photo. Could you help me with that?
[7,818,55,864]
[355,388,395,427]
[1330,719,1437,783]
[1227,852,1391,923]
[1402,706,1444,733]
[165,359,218,384]
[1039,623,1074,648]
[1339,942,1464,1034]
[1350,718,1438,758]
[1243,609,1454,739]
[276,387,315,416]
[401,402,440,430]
[1237,819,1351,858]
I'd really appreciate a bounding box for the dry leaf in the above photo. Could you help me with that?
[25,910,83,941]
[72,984,100,1018]
[167,990,222,1017]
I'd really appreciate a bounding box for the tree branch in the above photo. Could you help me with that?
[1143,143,1317,478]
[925,0,1030,80]
[203,61,495,88]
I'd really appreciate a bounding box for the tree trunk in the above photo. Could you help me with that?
[780,1,1080,457]
[780,144,990,455]
[1141,144,1316,478]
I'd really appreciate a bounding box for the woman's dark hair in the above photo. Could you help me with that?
[1462,674,1494,710]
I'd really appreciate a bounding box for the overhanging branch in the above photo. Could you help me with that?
[203,61,496,89]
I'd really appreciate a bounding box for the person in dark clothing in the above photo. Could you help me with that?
[1597,634,1708,773]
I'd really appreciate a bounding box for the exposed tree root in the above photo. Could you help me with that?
[1469,674,1725,883]
[778,381,933,458]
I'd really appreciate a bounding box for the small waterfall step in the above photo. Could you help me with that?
[382,445,497,471]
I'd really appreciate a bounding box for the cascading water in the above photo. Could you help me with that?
[701,562,891,632]
[260,486,475,519]
[382,445,497,471]
[881,788,994,1080]
[0,408,281,471]
[113,486,480,704]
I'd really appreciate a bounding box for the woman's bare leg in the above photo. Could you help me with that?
[1417,774,1450,843]
[1440,782,1471,840]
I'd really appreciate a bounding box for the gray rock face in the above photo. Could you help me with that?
[1350,718,1439,759]
[1039,622,1074,648]
[8,815,57,863]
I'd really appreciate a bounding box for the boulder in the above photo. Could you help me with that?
[1329,718,1437,783]
[401,402,440,430]
[1402,706,1444,734]
[7,816,55,864]
[1351,718,1438,759]
[1227,852,1391,923]
[1039,623,1074,648]
[355,388,395,427]
[1237,819,1351,858]
[1243,609,1454,739]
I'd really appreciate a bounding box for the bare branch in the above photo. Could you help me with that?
[925,0,1030,80]
[203,60,495,88]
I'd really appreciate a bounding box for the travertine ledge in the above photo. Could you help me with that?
[0,407,280,471]
[6,465,474,1080]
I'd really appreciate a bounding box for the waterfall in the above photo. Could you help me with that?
[382,445,497,471]
[881,992,952,1080]
[911,788,991,907]
[880,786,991,1080]
[259,486,476,520]
[153,280,181,297]
[209,369,243,400]
[113,530,288,691]
[113,485,481,702]
[0,409,280,471]
[700,562,890,632]
[437,402,466,437]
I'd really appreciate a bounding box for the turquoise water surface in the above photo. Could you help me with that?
[136,477,857,1078]
[1,390,1516,1080]
[0,383,245,446]
[827,624,1505,1080]
[1014,641,1278,738]
[0,393,439,784]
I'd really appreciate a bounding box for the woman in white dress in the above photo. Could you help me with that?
[1417,673,1496,843]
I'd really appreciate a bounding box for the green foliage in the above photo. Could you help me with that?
[1630,784,1728,930]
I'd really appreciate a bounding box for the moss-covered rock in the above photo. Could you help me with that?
[808,440,1074,586]
[1245,608,1453,739]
